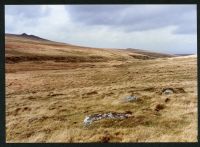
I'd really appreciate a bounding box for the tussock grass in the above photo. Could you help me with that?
[6,55,197,142]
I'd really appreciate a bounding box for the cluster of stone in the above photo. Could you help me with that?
[83,111,132,126]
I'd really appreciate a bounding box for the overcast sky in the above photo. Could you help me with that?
[5,5,197,54]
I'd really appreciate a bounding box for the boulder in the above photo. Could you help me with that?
[83,111,132,126]
[162,88,174,95]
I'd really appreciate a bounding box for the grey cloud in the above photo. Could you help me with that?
[4,5,196,54]
[5,5,50,33]
[5,5,49,18]
[173,23,197,34]
[67,5,196,34]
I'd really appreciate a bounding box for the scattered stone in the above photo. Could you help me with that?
[84,116,93,125]
[161,87,185,95]
[83,111,132,126]
[124,95,138,102]
[162,88,174,95]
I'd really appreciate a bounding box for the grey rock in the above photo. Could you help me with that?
[162,88,174,95]
[125,95,138,102]
[83,116,93,126]
[83,111,132,126]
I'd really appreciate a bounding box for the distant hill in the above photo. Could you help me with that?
[123,48,176,58]
[5,33,175,63]
[175,54,195,56]
[6,33,53,42]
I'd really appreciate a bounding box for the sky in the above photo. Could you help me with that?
[5,5,197,54]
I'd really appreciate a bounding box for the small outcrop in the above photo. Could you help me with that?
[162,88,174,95]
[83,111,132,126]
[161,87,186,95]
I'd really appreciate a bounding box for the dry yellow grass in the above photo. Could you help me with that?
[5,34,197,142]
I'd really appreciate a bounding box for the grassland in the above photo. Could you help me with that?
[5,34,197,142]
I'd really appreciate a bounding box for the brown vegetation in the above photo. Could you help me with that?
[5,34,197,142]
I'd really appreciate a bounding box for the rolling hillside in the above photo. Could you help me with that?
[5,33,197,142]
[5,33,175,64]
